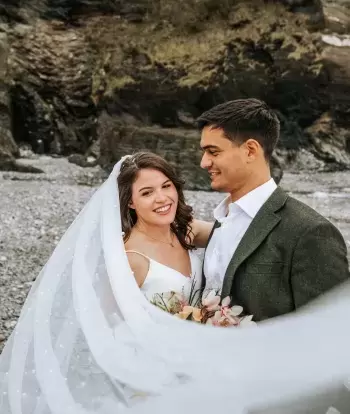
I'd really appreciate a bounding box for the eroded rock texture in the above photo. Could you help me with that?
[0,0,349,187]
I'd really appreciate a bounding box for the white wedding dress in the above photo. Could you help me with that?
[125,250,203,301]
[1,155,350,414]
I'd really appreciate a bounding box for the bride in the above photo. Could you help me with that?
[118,152,212,301]
[1,152,350,414]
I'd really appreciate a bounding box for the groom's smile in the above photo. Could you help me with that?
[208,171,221,182]
[209,171,220,177]
[200,126,249,195]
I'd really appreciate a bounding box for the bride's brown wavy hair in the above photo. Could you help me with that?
[117,152,195,250]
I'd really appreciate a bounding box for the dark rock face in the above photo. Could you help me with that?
[0,0,151,22]
[43,0,118,20]
[91,0,350,180]
[8,20,97,156]
[0,31,18,170]
[0,0,349,186]
[0,30,43,172]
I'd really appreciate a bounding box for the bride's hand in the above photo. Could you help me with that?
[190,219,214,248]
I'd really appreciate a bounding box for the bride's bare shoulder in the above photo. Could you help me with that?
[125,236,150,287]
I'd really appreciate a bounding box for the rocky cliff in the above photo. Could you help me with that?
[0,31,17,170]
[0,0,349,188]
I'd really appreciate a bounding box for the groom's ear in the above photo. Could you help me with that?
[245,139,260,162]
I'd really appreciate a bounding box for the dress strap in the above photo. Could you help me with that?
[125,250,151,261]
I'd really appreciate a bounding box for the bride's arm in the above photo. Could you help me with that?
[190,219,214,248]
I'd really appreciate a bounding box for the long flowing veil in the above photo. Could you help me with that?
[1,156,350,414]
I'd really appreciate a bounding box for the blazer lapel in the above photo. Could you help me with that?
[221,187,288,298]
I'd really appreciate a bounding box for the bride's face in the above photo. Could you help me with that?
[129,168,179,226]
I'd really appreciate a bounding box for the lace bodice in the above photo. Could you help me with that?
[126,250,203,302]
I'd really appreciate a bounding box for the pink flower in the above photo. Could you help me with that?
[209,296,239,323]
[206,315,220,327]
[221,296,231,307]
[209,310,237,327]
[238,315,257,327]
[202,290,221,311]
[225,305,243,318]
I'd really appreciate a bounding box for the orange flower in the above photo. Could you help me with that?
[192,307,202,322]
[177,306,194,320]
[176,306,203,322]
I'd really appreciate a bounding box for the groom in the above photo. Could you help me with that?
[197,98,350,321]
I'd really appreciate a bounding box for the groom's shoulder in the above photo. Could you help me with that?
[281,191,331,227]
[279,193,346,248]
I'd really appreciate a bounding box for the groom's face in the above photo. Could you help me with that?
[200,126,249,193]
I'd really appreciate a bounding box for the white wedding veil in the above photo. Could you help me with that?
[1,155,350,414]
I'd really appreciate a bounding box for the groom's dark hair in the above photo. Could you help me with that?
[196,98,280,161]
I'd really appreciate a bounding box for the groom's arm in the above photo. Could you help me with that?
[291,221,350,308]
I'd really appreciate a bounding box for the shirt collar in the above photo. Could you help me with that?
[213,195,231,222]
[236,178,277,218]
[213,178,277,221]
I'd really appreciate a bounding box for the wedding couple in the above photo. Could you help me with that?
[121,98,349,320]
[1,98,350,414]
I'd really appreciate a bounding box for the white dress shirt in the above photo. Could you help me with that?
[204,179,277,291]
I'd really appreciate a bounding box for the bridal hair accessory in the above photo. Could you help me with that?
[120,154,133,164]
[118,154,138,171]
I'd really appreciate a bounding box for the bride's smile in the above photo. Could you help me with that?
[154,203,172,214]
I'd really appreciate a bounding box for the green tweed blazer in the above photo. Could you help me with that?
[205,187,350,321]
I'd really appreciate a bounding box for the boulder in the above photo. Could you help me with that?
[68,153,97,167]
[306,112,350,169]
[321,43,350,124]
[322,0,350,34]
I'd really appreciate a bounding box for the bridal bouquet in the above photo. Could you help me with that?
[151,286,256,328]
